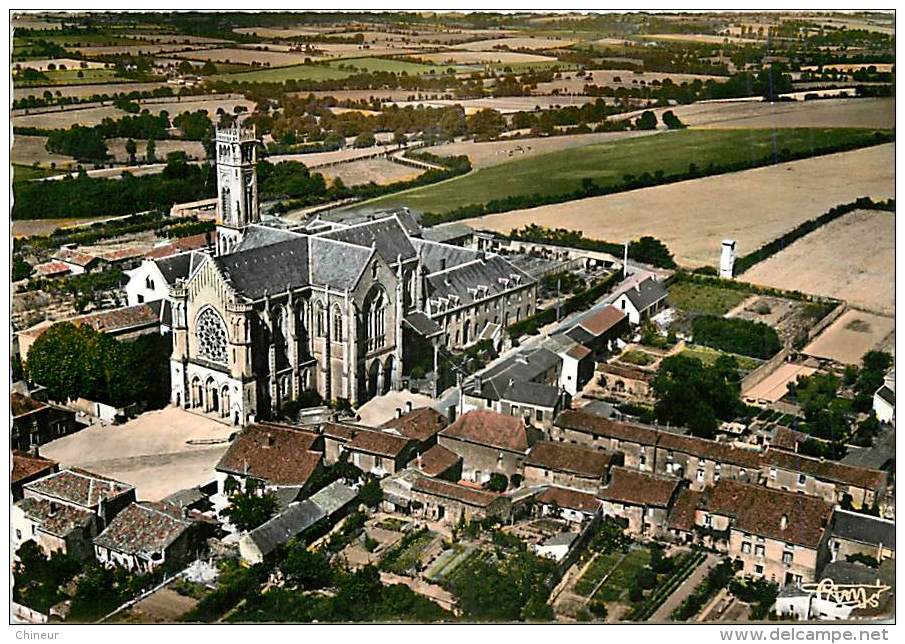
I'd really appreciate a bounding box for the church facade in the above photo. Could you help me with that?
[168,124,537,425]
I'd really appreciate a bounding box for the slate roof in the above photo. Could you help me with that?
[499,379,563,408]
[403,311,443,338]
[381,407,449,442]
[765,450,887,491]
[215,237,310,299]
[480,347,561,385]
[321,216,416,263]
[526,442,613,478]
[618,276,668,311]
[11,392,48,418]
[830,509,895,549]
[154,251,206,285]
[216,424,321,486]
[18,496,95,537]
[413,238,479,273]
[421,223,473,244]
[426,254,534,309]
[234,224,301,252]
[701,479,832,549]
[441,409,530,452]
[93,502,191,557]
[875,385,895,406]
[555,410,660,446]
[346,428,412,459]
[535,486,601,514]
[411,476,500,508]
[413,444,461,478]
[245,500,325,558]
[25,468,134,509]
[308,480,358,516]
[12,451,58,484]
[598,467,681,508]
[308,236,373,291]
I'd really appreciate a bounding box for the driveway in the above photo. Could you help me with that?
[648,552,720,623]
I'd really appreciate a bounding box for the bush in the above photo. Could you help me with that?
[692,315,781,359]
[485,473,508,492]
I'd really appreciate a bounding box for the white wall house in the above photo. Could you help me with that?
[611,275,669,326]
[873,370,894,424]
[125,260,170,306]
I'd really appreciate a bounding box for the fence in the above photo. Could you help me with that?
[11,601,48,624]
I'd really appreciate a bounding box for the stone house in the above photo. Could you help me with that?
[410,444,462,481]
[827,509,895,565]
[93,501,195,573]
[562,304,628,355]
[10,393,78,451]
[523,441,616,493]
[653,432,763,490]
[534,486,601,524]
[551,409,660,472]
[11,451,59,502]
[763,450,887,509]
[597,467,684,536]
[409,475,511,526]
[379,404,449,452]
[343,428,415,477]
[611,273,669,326]
[438,409,539,485]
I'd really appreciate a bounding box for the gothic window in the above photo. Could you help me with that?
[333,305,344,342]
[315,301,326,337]
[221,186,231,219]
[365,288,386,352]
[196,308,228,364]
[273,306,290,368]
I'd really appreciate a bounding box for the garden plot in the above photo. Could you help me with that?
[802,310,895,366]
[460,143,895,268]
[742,209,895,316]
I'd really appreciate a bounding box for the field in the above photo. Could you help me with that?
[11,164,62,183]
[668,281,752,316]
[742,209,895,315]
[14,68,122,87]
[365,128,889,217]
[390,94,599,115]
[645,97,895,130]
[176,46,322,66]
[13,57,107,71]
[452,36,577,50]
[72,43,204,56]
[213,63,352,83]
[638,33,759,44]
[11,134,76,168]
[11,216,117,238]
[802,309,895,366]
[534,68,728,94]
[422,130,655,168]
[458,143,894,267]
[106,138,207,163]
[414,50,558,65]
[319,158,423,187]
[680,345,762,372]
[13,81,170,101]
[232,26,327,38]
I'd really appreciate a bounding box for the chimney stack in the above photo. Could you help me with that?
[439,258,447,272]
[406,401,413,413]
[623,241,629,278]
[395,407,402,419]
[780,514,788,530]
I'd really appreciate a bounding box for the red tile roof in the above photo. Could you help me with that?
[217,424,322,486]
[536,486,601,514]
[657,432,763,469]
[555,410,660,446]
[12,451,58,485]
[413,444,461,478]
[441,409,530,452]
[18,496,95,537]
[11,392,48,418]
[667,488,702,532]
[598,467,680,508]
[33,261,72,277]
[412,476,501,508]
[578,305,627,337]
[93,501,192,556]
[566,344,592,360]
[526,441,613,479]
[25,468,134,508]
[76,304,161,333]
[380,407,449,442]
[144,233,212,259]
[701,479,833,549]
[765,450,887,491]
[346,429,412,459]
[54,247,97,267]
[322,423,357,442]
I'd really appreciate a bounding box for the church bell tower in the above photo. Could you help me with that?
[215,121,259,256]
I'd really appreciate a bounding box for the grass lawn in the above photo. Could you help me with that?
[11,164,61,182]
[594,547,651,602]
[575,550,623,596]
[619,349,657,367]
[681,344,762,371]
[14,68,124,87]
[669,281,752,316]
[361,127,888,215]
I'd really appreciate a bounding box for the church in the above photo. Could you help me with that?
[167,123,538,425]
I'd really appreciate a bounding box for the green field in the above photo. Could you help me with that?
[14,68,122,87]
[681,344,762,371]
[669,281,752,316]
[215,56,454,83]
[361,127,889,215]
[11,164,61,183]
[575,550,623,596]
[594,547,651,602]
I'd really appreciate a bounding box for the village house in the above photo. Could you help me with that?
[410,444,463,481]
[523,441,616,493]
[344,428,416,477]
[93,501,195,573]
[683,480,834,585]
[12,468,135,560]
[534,486,602,524]
[438,409,539,485]
[543,334,595,396]
[611,273,669,326]
[763,449,887,509]
[10,392,79,451]
[562,304,627,355]
[597,467,684,536]
[596,362,655,400]
[11,451,59,501]
[53,247,100,274]
[872,369,895,424]
[379,404,449,452]
[125,251,207,306]
[653,431,763,490]
[551,409,660,472]
[409,474,511,526]
[214,423,323,513]
[827,509,895,565]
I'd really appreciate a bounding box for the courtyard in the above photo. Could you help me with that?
[40,406,232,502]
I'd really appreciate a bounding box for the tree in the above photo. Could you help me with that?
[125,138,137,164]
[281,546,333,590]
[12,256,33,281]
[629,236,676,269]
[466,108,506,141]
[662,110,687,129]
[223,482,278,532]
[145,138,157,164]
[652,354,742,438]
[353,131,376,148]
[634,110,657,130]
[485,473,508,492]
[358,478,383,507]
